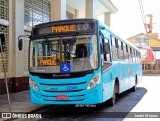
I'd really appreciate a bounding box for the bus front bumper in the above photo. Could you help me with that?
[30,85,102,105]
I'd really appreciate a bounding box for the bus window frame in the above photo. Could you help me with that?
[28,33,101,76]
[111,35,119,60]
[121,42,125,60]
[100,32,112,73]
[117,39,124,60]
[130,47,133,63]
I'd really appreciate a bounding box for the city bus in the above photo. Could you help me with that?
[18,19,142,106]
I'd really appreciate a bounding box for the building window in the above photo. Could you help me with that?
[66,11,74,19]
[0,25,8,78]
[24,31,30,76]
[0,0,8,77]
[135,37,149,46]
[0,0,8,20]
[24,0,51,26]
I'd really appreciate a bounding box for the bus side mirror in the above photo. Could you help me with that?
[18,39,23,51]
[0,33,5,52]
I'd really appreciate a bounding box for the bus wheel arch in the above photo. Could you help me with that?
[114,77,120,94]
[131,75,138,92]
[135,74,138,84]
[108,77,119,106]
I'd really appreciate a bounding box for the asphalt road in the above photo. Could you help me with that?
[20,75,160,121]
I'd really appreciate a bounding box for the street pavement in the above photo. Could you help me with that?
[0,90,46,112]
[1,75,160,121]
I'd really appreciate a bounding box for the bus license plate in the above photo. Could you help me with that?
[56,95,68,100]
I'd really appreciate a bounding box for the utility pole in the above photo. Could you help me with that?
[0,34,11,112]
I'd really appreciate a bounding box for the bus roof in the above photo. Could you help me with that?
[32,18,140,53]
[33,18,98,28]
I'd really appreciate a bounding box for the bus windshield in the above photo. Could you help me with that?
[29,35,98,73]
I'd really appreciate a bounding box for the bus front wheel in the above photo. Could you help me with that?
[108,84,116,106]
[131,76,137,92]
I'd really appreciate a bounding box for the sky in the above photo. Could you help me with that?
[109,0,160,39]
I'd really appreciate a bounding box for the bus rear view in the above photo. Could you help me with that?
[28,19,102,104]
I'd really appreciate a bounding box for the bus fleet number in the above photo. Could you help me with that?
[66,86,77,91]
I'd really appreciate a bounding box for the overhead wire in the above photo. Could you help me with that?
[138,0,147,33]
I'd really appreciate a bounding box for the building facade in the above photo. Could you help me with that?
[128,33,160,74]
[0,0,118,94]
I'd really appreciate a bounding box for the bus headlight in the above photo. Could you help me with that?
[29,78,39,91]
[87,74,100,90]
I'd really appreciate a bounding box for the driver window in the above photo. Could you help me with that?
[102,36,111,62]
[104,38,111,61]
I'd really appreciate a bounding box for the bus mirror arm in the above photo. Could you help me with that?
[18,35,30,51]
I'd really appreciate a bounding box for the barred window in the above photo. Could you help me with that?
[24,0,51,26]
[0,25,8,78]
[24,31,30,76]
[66,11,74,19]
[0,0,8,20]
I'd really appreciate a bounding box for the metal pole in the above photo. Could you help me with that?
[0,38,11,112]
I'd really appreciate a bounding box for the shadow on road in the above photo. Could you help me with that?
[33,87,147,120]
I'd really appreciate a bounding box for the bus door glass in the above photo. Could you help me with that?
[100,33,112,100]
[101,34,111,72]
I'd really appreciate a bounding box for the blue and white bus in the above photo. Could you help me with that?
[19,19,142,105]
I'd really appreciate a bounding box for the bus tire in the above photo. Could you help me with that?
[108,84,116,106]
[131,76,137,92]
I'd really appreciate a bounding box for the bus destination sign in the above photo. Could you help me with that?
[33,22,95,36]
[51,25,76,33]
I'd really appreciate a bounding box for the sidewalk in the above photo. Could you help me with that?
[0,90,46,112]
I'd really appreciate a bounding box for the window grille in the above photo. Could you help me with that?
[66,11,74,19]
[0,25,8,78]
[24,0,51,26]
[0,0,8,20]
[24,31,30,76]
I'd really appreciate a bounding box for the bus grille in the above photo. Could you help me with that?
[39,81,86,86]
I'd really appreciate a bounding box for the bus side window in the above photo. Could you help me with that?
[126,45,129,61]
[133,50,136,63]
[101,33,111,62]
[138,51,140,63]
[118,39,124,60]
[135,51,137,63]
[111,36,118,60]
[130,47,132,62]
[123,43,126,61]
[104,38,111,62]
[139,52,141,64]
[121,42,125,60]
[32,46,35,66]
